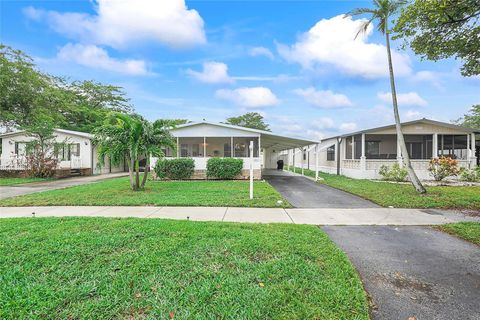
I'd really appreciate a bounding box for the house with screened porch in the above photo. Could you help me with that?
[287,119,479,180]
[150,121,316,179]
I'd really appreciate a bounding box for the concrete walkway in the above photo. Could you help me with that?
[0,172,128,199]
[1,206,477,225]
[263,170,378,208]
[323,226,480,320]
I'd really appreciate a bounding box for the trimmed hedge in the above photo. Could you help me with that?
[207,158,243,179]
[154,158,195,180]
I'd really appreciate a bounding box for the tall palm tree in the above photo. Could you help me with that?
[94,112,176,191]
[347,0,426,193]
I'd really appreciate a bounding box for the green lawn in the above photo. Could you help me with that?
[288,167,480,209]
[0,177,291,208]
[437,222,480,245]
[0,218,368,319]
[0,177,53,186]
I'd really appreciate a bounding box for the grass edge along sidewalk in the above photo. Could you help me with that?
[0,177,54,186]
[0,177,292,208]
[436,222,480,245]
[0,217,369,319]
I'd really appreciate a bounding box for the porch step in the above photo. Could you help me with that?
[70,169,82,176]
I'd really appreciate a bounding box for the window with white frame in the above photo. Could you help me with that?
[327,145,335,161]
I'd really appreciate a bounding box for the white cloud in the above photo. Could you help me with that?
[293,87,353,108]
[186,62,234,84]
[24,0,206,49]
[249,47,274,60]
[377,91,428,107]
[215,87,279,108]
[232,74,300,82]
[404,110,421,120]
[57,43,148,75]
[312,117,335,129]
[277,14,411,78]
[411,70,444,89]
[339,122,357,132]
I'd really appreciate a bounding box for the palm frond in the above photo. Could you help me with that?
[355,16,376,39]
[345,7,378,17]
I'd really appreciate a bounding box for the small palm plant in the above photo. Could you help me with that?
[94,112,176,191]
[347,0,426,193]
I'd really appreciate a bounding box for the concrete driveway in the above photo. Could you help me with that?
[264,170,378,208]
[0,172,128,199]
[323,226,480,320]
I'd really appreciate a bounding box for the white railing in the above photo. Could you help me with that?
[343,159,361,169]
[0,156,83,170]
[0,156,27,170]
[366,159,396,170]
[365,159,472,171]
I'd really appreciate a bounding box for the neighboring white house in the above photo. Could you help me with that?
[287,119,479,180]
[150,121,316,179]
[0,129,126,176]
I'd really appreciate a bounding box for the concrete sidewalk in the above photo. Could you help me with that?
[1,206,477,225]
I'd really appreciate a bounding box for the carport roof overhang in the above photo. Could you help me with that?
[260,132,317,150]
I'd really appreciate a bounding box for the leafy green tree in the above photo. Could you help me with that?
[348,0,426,193]
[457,104,480,129]
[394,0,480,76]
[225,112,270,131]
[0,44,66,131]
[62,80,133,133]
[94,113,176,191]
[1,44,133,133]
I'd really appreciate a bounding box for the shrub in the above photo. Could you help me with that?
[154,158,195,180]
[428,157,459,181]
[378,163,408,182]
[459,167,480,182]
[207,158,243,179]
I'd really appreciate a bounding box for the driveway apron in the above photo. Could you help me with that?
[323,226,480,320]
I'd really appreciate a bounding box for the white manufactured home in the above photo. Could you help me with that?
[287,119,479,180]
[150,121,316,179]
[0,129,126,177]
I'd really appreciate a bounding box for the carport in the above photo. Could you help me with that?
[260,131,317,177]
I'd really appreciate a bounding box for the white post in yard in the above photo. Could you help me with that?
[315,144,319,181]
[249,140,254,200]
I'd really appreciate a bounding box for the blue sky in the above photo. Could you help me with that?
[1,0,479,139]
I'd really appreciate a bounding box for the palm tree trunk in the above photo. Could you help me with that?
[140,154,150,188]
[128,154,136,191]
[385,30,426,193]
[135,159,140,190]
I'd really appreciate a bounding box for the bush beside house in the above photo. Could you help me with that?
[379,163,408,182]
[154,158,195,180]
[428,157,460,181]
[459,167,480,182]
[207,158,243,179]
